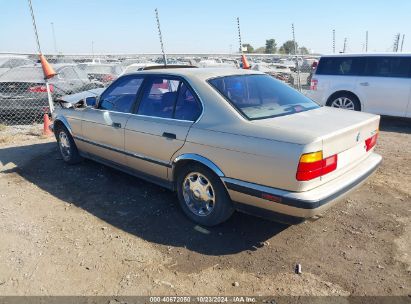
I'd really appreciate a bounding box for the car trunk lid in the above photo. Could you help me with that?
[252,106,380,190]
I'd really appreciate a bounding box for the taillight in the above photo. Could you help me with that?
[102,74,115,82]
[296,151,338,181]
[365,132,378,151]
[28,84,54,93]
[310,79,318,91]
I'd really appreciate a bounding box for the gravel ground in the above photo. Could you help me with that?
[0,117,410,296]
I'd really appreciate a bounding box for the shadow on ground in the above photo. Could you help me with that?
[379,116,411,134]
[0,141,287,256]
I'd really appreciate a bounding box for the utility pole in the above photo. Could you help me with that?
[237,17,243,53]
[365,31,368,53]
[393,33,400,52]
[292,23,301,92]
[332,29,336,54]
[400,34,405,52]
[51,22,58,54]
[155,8,167,66]
[343,38,347,53]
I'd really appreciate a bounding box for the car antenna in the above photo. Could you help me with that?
[155,8,167,66]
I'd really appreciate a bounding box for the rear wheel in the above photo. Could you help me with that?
[327,93,361,111]
[55,125,82,164]
[176,164,234,226]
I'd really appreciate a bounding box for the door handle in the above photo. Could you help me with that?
[162,132,176,140]
[112,122,122,128]
[360,82,370,86]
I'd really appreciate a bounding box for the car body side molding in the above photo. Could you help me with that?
[172,154,225,177]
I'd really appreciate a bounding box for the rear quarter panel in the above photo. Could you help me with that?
[177,127,321,192]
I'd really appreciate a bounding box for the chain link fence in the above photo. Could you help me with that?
[0,53,318,125]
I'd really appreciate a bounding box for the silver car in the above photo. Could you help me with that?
[51,68,382,226]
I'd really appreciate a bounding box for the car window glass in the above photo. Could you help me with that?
[174,83,202,121]
[316,57,364,76]
[99,77,143,113]
[73,66,90,81]
[59,67,78,80]
[365,57,411,78]
[137,77,180,118]
[209,74,319,120]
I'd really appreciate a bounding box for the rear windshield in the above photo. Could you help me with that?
[208,74,319,120]
[0,66,43,82]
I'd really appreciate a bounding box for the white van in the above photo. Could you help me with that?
[307,53,411,118]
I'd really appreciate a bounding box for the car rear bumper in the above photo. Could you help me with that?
[223,152,382,223]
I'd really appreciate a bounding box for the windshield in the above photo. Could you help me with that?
[209,74,319,120]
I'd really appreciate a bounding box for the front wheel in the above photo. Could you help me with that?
[176,164,234,226]
[55,125,82,164]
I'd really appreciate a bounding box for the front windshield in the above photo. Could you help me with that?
[209,74,319,120]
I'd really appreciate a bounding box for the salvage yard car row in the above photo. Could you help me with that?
[0,54,318,124]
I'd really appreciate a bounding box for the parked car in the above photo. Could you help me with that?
[78,63,123,85]
[307,53,411,118]
[0,55,34,76]
[51,68,381,226]
[121,62,162,75]
[0,63,103,121]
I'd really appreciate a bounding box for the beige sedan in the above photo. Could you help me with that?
[51,68,382,226]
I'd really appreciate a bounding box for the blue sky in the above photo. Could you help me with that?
[1,0,410,54]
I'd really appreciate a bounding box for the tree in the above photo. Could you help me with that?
[265,39,277,54]
[242,43,254,53]
[299,46,310,55]
[280,40,298,54]
[254,46,266,53]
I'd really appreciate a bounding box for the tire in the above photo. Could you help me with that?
[55,125,82,164]
[176,164,234,226]
[326,92,361,111]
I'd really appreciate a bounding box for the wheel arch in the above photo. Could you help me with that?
[172,154,225,186]
[326,90,362,110]
[53,115,73,136]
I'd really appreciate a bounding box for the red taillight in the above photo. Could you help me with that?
[310,79,318,91]
[102,74,115,82]
[296,151,338,181]
[28,84,54,93]
[365,133,378,151]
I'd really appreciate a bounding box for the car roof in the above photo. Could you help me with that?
[128,67,263,80]
[320,52,411,57]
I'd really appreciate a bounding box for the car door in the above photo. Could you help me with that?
[355,56,411,117]
[124,76,202,180]
[79,75,144,166]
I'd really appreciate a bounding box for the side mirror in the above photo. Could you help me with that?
[85,96,97,107]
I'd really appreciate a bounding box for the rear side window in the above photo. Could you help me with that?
[316,57,364,76]
[174,83,202,121]
[364,57,411,78]
[98,76,143,113]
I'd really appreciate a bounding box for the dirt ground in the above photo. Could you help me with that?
[0,118,410,297]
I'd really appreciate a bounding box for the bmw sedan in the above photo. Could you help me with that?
[51,68,382,226]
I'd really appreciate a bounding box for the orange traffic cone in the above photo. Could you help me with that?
[39,54,56,79]
[241,54,250,69]
[43,113,53,136]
